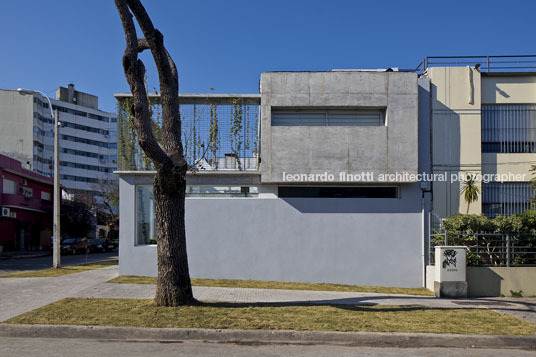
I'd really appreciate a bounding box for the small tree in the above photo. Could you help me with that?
[115,0,195,306]
[460,175,480,214]
[92,179,119,235]
[61,195,94,238]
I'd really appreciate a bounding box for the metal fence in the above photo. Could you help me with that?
[429,230,536,267]
[416,55,536,74]
[116,94,261,171]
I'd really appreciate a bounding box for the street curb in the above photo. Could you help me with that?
[0,253,50,260]
[0,324,534,350]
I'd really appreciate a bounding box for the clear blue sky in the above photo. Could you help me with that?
[1,0,535,112]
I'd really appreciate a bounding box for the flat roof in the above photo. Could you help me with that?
[114,93,261,105]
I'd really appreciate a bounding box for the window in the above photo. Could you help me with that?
[482,182,535,218]
[482,104,536,153]
[272,109,385,127]
[186,186,258,197]
[136,185,156,245]
[3,179,16,194]
[41,191,51,201]
[278,186,398,198]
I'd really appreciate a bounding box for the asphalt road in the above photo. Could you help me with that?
[0,338,533,357]
[0,252,117,276]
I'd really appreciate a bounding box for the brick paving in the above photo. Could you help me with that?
[1,265,535,324]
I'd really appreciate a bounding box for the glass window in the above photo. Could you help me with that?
[482,182,535,217]
[41,191,51,201]
[136,185,156,245]
[186,186,258,197]
[278,186,398,198]
[3,179,16,194]
[482,104,536,153]
[272,109,385,127]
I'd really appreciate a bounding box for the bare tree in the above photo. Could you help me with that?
[91,179,119,223]
[114,0,195,306]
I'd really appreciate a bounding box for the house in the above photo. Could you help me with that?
[115,69,431,288]
[0,154,53,252]
[115,55,536,289]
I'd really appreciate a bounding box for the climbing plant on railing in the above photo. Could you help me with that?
[117,96,258,171]
[208,103,220,168]
[230,98,243,170]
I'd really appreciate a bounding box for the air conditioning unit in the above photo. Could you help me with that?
[1,207,10,217]
[10,212,16,219]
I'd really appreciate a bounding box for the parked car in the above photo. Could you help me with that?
[60,237,90,255]
[89,239,117,253]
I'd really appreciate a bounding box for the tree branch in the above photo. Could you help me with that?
[114,0,170,168]
[137,38,150,52]
[125,0,184,164]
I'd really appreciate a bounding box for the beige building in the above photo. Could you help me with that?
[422,57,536,218]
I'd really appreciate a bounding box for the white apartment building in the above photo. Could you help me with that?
[0,84,117,196]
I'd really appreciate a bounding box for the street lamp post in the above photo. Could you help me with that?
[17,88,61,268]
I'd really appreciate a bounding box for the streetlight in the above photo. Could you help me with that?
[17,88,61,268]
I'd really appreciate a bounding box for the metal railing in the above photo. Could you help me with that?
[115,94,261,171]
[416,55,536,74]
[429,231,536,266]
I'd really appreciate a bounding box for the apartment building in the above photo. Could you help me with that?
[421,56,536,218]
[0,84,117,197]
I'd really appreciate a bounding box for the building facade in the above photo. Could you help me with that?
[0,154,53,252]
[115,55,536,289]
[0,84,118,197]
[421,57,536,218]
[116,70,432,288]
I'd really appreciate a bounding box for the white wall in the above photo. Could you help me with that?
[119,174,425,288]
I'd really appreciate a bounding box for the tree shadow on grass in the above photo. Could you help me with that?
[190,300,452,313]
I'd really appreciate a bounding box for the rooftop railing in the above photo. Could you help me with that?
[416,55,536,74]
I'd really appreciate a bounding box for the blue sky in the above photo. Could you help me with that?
[1,0,535,112]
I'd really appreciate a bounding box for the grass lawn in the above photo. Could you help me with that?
[1,260,118,278]
[6,298,536,335]
[108,276,434,296]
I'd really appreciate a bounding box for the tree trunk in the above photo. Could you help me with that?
[115,0,195,306]
[153,164,195,306]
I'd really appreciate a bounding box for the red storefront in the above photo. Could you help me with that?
[0,154,53,252]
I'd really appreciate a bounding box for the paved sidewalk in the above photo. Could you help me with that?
[0,266,117,321]
[2,265,536,324]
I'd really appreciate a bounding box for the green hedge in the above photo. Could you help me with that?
[433,211,536,265]
[443,210,536,233]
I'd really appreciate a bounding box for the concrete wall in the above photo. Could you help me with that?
[0,90,34,164]
[482,74,536,104]
[260,71,419,183]
[429,70,536,218]
[428,67,482,217]
[426,265,536,297]
[119,174,425,288]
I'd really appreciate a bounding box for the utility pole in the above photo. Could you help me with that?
[53,109,61,268]
[17,89,61,268]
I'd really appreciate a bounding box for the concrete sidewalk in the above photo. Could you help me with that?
[1,265,536,324]
[0,266,117,321]
[1,265,535,350]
